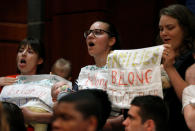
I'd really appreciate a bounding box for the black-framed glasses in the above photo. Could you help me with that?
[84,29,112,38]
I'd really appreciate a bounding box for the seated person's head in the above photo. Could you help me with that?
[123,95,169,131]
[51,58,72,80]
[52,89,111,131]
[2,102,26,131]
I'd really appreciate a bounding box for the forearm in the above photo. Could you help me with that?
[0,77,17,86]
[29,112,53,123]
[165,66,188,100]
[22,107,53,124]
[184,105,195,131]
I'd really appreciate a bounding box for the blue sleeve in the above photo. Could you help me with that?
[72,80,79,91]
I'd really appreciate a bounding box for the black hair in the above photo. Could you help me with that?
[58,89,111,131]
[157,4,195,55]
[2,102,26,131]
[17,37,45,74]
[94,20,120,50]
[131,95,169,131]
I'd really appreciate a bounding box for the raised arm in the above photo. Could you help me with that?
[163,44,188,101]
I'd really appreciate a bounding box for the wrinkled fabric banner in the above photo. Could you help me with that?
[0,74,72,109]
[78,66,108,90]
[107,45,164,109]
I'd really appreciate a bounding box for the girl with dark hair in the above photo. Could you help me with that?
[16,37,45,75]
[71,20,124,131]
[0,37,52,131]
[74,20,120,90]
[158,4,195,131]
[0,37,45,87]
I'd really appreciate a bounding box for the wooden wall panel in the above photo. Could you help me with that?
[110,0,160,49]
[0,1,27,76]
[52,0,110,14]
[43,21,53,74]
[0,0,27,23]
[0,43,18,76]
[0,23,27,41]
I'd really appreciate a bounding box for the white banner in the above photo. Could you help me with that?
[0,74,72,109]
[107,45,164,108]
[77,66,108,90]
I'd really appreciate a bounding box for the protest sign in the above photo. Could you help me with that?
[77,65,108,90]
[107,45,164,108]
[0,74,72,110]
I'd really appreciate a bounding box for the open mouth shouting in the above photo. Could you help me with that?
[89,42,95,47]
[87,41,96,49]
[19,59,27,68]
[163,38,171,44]
[87,41,96,56]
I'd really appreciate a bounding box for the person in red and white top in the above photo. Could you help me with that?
[0,37,52,131]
